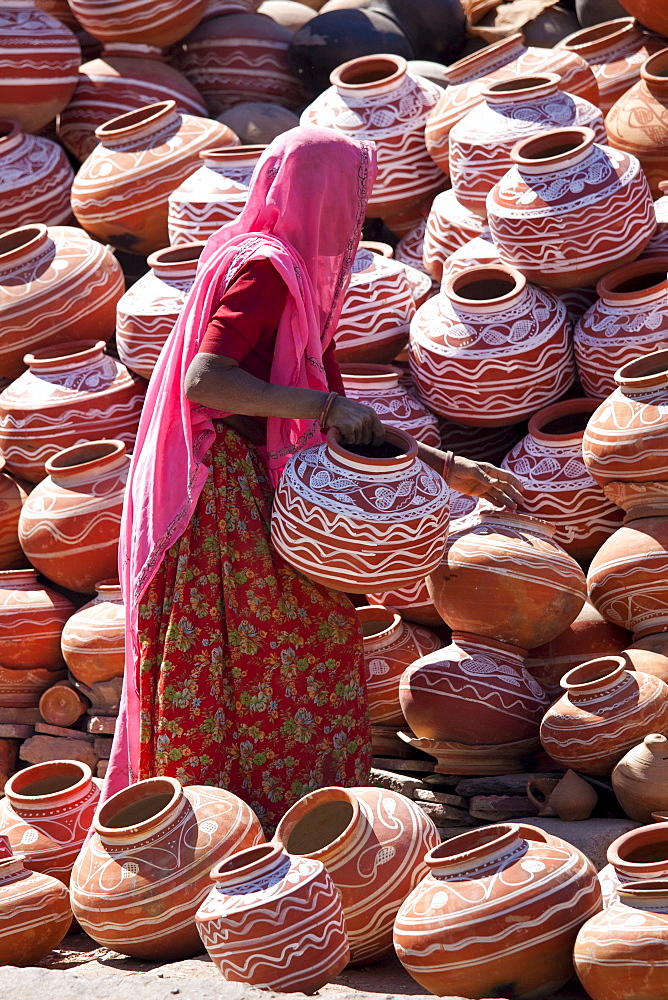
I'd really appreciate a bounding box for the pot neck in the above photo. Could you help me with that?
[357,605,404,647]
[211,842,290,888]
[325,427,417,475]
[561,655,629,698]
[45,441,128,487]
[597,260,668,307]
[426,823,526,877]
[95,100,179,147]
[95,777,187,847]
[447,34,526,85]
[483,74,561,105]
[0,857,31,886]
[5,761,94,816]
[274,786,363,863]
[642,49,668,95]
[0,569,41,591]
[147,244,204,282]
[477,508,556,540]
[511,127,596,175]
[443,265,526,315]
[200,145,265,170]
[559,17,641,58]
[527,398,600,448]
[610,824,668,879]
[340,364,401,392]
[26,340,108,375]
[331,55,408,99]
[615,350,668,396]
[0,224,50,275]
[619,880,668,911]
[94,580,123,603]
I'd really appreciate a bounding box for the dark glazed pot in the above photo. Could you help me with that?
[369,0,466,63]
[575,0,628,26]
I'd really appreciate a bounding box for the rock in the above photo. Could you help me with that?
[35,722,94,742]
[414,787,467,808]
[372,756,434,773]
[19,735,98,769]
[469,795,538,822]
[93,736,113,759]
[0,707,41,725]
[513,816,642,870]
[87,715,116,735]
[369,768,423,797]
[96,759,108,778]
[421,773,460,788]
[0,738,19,793]
[415,800,475,826]
[455,773,563,797]
[0,724,33,739]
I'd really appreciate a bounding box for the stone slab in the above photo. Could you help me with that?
[35,723,94,743]
[20,735,98,770]
[515,816,642,870]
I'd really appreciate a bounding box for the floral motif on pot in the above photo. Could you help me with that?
[0,119,73,235]
[61,580,124,686]
[0,856,71,966]
[68,0,207,47]
[423,189,488,283]
[0,568,73,671]
[341,364,440,448]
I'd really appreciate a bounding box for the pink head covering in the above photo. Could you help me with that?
[103,126,377,801]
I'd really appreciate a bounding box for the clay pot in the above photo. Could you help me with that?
[0,760,100,884]
[526,775,560,816]
[624,631,668,682]
[450,73,606,219]
[409,264,574,426]
[552,284,599,325]
[599,822,668,907]
[437,415,526,464]
[175,13,304,116]
[68,0,206,46]
[358,241,433,310]
[0,569,74,671]
[428,508,586,648]
[525,599,631,701]
[259,0,316,29]
[399,631,548,744]
[301,55,444,221]
[61,579,124,686]
[272,427,450,593]
[0,666,65,708]
[168,146,264,245]
[0,119,73,234]
[488,127,656,289]
[357,604,442,724]
[394,823,602,1000]
[196,842,350,990]
[606,47,668,198]
[340,364,439,447]
[424,33,598,176]
[0,225,124,381]
[19,441,129,594]
[57,43,208,162]
[0,458,30,571]
[557,17,664,115]
[441,234,500,280]
[217,101,299,143]
[70,776,265,960]
[365,579,444,628]
[501,398,623,559]
[614,0,668,38]
[369,0,465,64]
[645,180,668,256]
[575,259,668,400]
[422,189,488,284]
[575,0,628,26]
[71,101,238,257]
[34,0,80,30]
[0,855,71,966]
[0,341,145,484]
[0,6,80,134]
[274,784,440,964]
[612,734,668,823]
[395,220,430,275]
[548,769,598,820]
[540,655,668,775]
[116,243,203,380]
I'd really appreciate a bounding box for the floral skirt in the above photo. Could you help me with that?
[137,424,372,833]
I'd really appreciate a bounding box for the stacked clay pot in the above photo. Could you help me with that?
[646,179,668,255]
[0,761,100,885]
[19,441,129,594]
[616,0,668,38]
[599,821,668,907]
[540,655,668,776]
[196,843,350,991]
[0,6,80,133]
[68,0,206,46]
[422,190,488,283]
[0,458,30,571]
[488,127,656,289]
[449,73,606,219]
[274,785,439,964]
[71,101,239,256]
[0,569,73,673]
[116,243,203,380]
[612,734,668,823]
[575,258,668,399]
[271,428,450,594]
[0,225,124,380]
[60,580,124,686]
[501,398,623,559]
[0,341,145,484]
[409,264,574,426]
[71,776,265,959]
[340,365,439,447]
[301,55,444,224]
[0,119,73,234]
[0,854,71,966]
[168,145,264,244]
[394,823,602,1000]
[356,604,443,725]
[58,43,209,162]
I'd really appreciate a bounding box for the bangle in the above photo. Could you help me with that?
[442,450,454,483]
[318,391,339,431]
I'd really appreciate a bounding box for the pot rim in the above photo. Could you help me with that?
[146,242,205,273]
[356,603,402,641]
[558,16,638,53]
[560,654,627,692]
[95,100,177,141]
[443,33,524,86]
[326,425,417,469]
[425,822,521,873]
[44,439,127,478]
[482,73,562,102]
[199,144,266,164]
[608,820,668,872]
[615,349,668,388]
[274,785,361,858]
[510,126,596,170]
[5,759,92,804]
[209,842,285,885]
[24,339,107,370]
[95,775,183,839]
[527,397,602,443]
[0,223,48,266]
[641,46,668,85]
[330,54,407,92]
[596,257,668,301]
[443,263,526,308]
[359,240,394,259]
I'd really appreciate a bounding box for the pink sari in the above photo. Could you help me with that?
[104,127,377,801]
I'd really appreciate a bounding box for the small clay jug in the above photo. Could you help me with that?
[526,776,559,816]
[549,769,598,821]
[612,734,668,823]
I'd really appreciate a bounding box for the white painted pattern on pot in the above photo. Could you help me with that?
[0,857,72,965]
[341,364,440,448]
[168,147,262,245]
[61,582,124,685]
[587,550,668,635]
[0,120,73,234]
[0,666,65,708]
[423,189,488,283]
[68,0,207,47]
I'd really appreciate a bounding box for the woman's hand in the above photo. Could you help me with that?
[326,397,386,446]
[447,456,526,510]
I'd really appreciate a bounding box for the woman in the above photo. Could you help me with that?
[107,126,523,833]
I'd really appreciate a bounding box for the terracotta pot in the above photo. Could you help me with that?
[0,855,71,966]
[19,441,129,594]
[645,180,668,255]
[61,579,124,685]
[0,569,73,671]
[423,189,488,283]
[0,458,30,571]
[557,17,664,115]
[68,0,206,46]
[196,842,349,990]
[540,655,668,775]
[441,234,500,281]
[301,54,445,220]
[552,284,599,325]
[175,13,304,116]
[168,145,264,245]
[612,734,668,823]
[436,414,526,464]
[0,666,66,708]
[623,631,668,682]
[606,47,668,198]
[424,33,598,176]
[272,427,450,593]
[409,264,574,426]
[70,776,265,959]
[0,341,145,484]
[359,241,433,310]
[71,101,238,257]
[58,42,208,162]
[0,119,73,235]
[399,631,548,744]
[450,73,606,219]
[575,258,668,400]
[365,579,445,628]
[395,220,437,290]
[614,0,668,38]
[34,0,80,30]
[0,225,124,381]
[340,364,440,447]
[217,100,299,143]
[428,508,586,648]
[274,784,440,964]
[488,127,656,289]
[599,822,668,907]
[0,760,100,884]
[501,398,623,559]
[525,599,630,701]
[0,6,80,134]
[393,822,602,1000]
[356,604,442,725]
[259,0,317,30]
[548,769,598,820]
[116,243,203,380]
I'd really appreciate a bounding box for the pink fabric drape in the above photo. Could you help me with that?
[103,127,377,803]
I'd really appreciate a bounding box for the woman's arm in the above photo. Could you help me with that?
[417,441,525,511]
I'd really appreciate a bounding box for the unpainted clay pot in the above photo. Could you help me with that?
[612,734,668,823]
[548,769,598,821]
[623,631,668,683]
[0,855,72,966]
[217,101,299,143]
